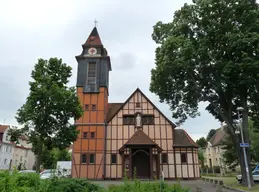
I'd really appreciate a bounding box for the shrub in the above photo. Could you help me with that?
[107,180,190,192]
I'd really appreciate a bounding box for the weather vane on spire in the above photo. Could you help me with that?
[94,19,98,27]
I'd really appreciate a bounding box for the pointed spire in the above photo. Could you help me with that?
[83,27,103,47]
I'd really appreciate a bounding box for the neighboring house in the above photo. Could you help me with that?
[71,27,200,180]
[12,135,36,170]
[0,125,14,170]
[203,125,238,173]
[204,127,227,169]
[0,125,36,170]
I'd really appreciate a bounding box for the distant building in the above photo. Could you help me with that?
[0,125,14,170]
[204,127,227,169]
[12,135,35,170]
[0,125,36,170]
[203,126,239,173]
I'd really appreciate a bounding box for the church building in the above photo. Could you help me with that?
[72,27,200,180]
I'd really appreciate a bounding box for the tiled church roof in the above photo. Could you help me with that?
[119,129,162,151]
[107,103,123,122]
[173,129,199,148]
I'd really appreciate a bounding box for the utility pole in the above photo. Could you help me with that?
[237,107,251,189]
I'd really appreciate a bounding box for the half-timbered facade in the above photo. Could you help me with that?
[72,27,200,180]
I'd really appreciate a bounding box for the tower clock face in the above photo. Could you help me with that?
[88,47,97,55]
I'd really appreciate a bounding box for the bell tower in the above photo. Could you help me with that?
[72,27,111,179]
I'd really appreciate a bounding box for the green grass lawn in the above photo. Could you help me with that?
[202,176,259,192]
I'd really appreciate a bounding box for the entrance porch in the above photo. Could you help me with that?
[119,145,162,180]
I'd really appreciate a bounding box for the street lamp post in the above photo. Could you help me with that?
[237,107,251,189]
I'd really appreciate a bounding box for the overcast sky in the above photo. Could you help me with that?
[0,0,220,141]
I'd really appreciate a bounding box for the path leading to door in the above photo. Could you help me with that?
[91,180,234,192]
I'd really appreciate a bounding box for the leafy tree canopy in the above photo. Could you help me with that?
[150,0,259,132]
[8,58,83,171]
[206,129,216,141]
[42,147,71,169]
[196,137,207,148]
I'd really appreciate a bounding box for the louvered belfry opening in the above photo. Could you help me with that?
[87,62,97,85]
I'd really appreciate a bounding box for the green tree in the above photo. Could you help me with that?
[150,0,259,186]
[198,149,205,167]
[8,58,83,172]
[206,129,216,142]
[42,147,71,169]
[196,137,207,148]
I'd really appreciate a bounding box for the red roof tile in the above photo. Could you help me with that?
[83,27,103,47]
[0,125,9,133]
[119,130,162,151]
[173,129,199,148]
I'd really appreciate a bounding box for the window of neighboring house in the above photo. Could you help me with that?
[90,132,95,139]
[89,154,95,164]
[111,154,117,164]
[136,102,141,108]
[5,135,8,141]
[85,104,89,111]
[20,156,23,161]
[162,154,168,164]
[181,153,187,164]
[123,115,135,125]
[87,62,97,84]
[4,159,7,165]
[83,132,88,139]
[81,154,87,164]
[25,150,28,157]
[5,146,8,152]
[9,147,12,153]
[142,115,155,125]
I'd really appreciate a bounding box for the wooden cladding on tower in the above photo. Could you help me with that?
[122,114,154,125]
[87,62,97,84]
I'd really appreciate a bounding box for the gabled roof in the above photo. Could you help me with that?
[119,129,162,151]
[83,27,103,47]
[209,127,227,146]
[107,103,123,122]
[106,88,176,127]
[173,129,199,148]
[0,125,9,133]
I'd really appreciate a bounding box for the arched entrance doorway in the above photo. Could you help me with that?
[131,148,150,179]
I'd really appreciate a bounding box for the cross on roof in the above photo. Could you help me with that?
[94,19,98,27]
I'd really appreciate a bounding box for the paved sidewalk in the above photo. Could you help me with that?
[91,180,234,192]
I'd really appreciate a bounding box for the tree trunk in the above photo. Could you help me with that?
[35,142,43,173]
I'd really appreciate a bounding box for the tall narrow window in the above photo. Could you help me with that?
[81,154,87,164]
[89,154,95,164]
[90,132,95,139]
[181,153,187,164]
[87,62,97,84]
[111,154,117,164]
[162,154,168,164]
[83,132,88,139]
[92,104,96,111]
